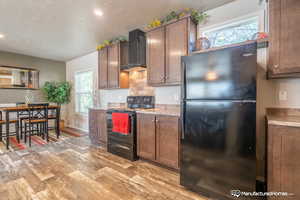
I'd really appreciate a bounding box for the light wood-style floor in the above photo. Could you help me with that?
[0,135,206,200]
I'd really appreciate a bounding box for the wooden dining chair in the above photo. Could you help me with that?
[16,102,28,139]
[48,107,58,131]
[0,111,20,149]
[24,103,49,147]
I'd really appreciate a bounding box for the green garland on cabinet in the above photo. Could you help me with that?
[96,36,127,50]
[147,8,208,29]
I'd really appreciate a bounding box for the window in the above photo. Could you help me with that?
[202,17,259,48]
[75,70,93,114]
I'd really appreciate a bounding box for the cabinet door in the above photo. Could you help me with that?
[98,110,107,144]
[89,109,99,145]
[269,0,300,75]
[165,18,188,84]
[137,114,156,161]
[89,109,107,146]
[156,115,180,169]
[98,48,108,89]
[108,44,120,88]
[147,27,165,85]
[89,109,96,142]
[268,125,300,199]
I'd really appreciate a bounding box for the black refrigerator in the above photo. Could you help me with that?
[180,42,257,200]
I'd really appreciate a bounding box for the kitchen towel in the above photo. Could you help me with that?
[112,113,130,135]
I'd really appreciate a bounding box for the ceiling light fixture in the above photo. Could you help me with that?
[0,34,5,39]
[94,9,103,17]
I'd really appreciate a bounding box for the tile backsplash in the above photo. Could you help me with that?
[128,69,180,104]
[99,68,180,107]
[129,69,154,96]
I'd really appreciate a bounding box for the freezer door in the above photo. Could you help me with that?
[180,100,256,199]
[182,42,257,100]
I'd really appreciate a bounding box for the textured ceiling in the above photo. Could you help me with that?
[0,0,234,61]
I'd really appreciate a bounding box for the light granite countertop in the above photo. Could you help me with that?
[267,115,300,128]
[267,107,300,128]
[91,103,180,117]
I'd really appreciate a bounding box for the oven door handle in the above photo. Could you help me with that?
[115,144,130,150]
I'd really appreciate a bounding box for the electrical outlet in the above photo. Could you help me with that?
[279,90,288,101]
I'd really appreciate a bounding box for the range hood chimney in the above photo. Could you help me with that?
[120,29,146,71]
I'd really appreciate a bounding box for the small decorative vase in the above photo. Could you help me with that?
[195,37,211,51]
[25,90,34,104]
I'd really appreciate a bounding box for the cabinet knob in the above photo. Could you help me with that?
[274,64,279,69]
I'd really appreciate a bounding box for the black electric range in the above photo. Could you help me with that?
[107,96,155,161]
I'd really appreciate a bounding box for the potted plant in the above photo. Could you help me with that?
[42,81,71,129]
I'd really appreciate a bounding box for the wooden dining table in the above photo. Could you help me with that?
[0,105,60,149]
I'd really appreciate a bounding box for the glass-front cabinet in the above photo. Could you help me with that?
[0,66,39,89]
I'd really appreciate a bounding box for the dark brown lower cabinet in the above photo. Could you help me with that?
[137,114,156,161]
[89,109,107,147]
[137,113,180,169]
[268,124,300,199]
[156,115,180,169]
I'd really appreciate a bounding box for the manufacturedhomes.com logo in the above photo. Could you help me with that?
[231,190,294,198]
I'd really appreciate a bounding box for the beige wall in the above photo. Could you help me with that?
[0,51,66,103]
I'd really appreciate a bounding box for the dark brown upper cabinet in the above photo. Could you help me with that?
[147,27,166,85]
[165,19,188,84]
[108,44,120,88]
[98,41,129,89]
[98,48,108,89]
[268,0,300,78]
[146,17,197,86]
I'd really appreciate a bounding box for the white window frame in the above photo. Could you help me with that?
[200,11,266,47]
[74,69,93,115]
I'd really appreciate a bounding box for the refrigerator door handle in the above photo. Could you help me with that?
[180,101,185,140]
[181,59,187,101]
[180,60,187,140]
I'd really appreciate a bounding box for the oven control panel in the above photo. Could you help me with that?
[127,96,155,109]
